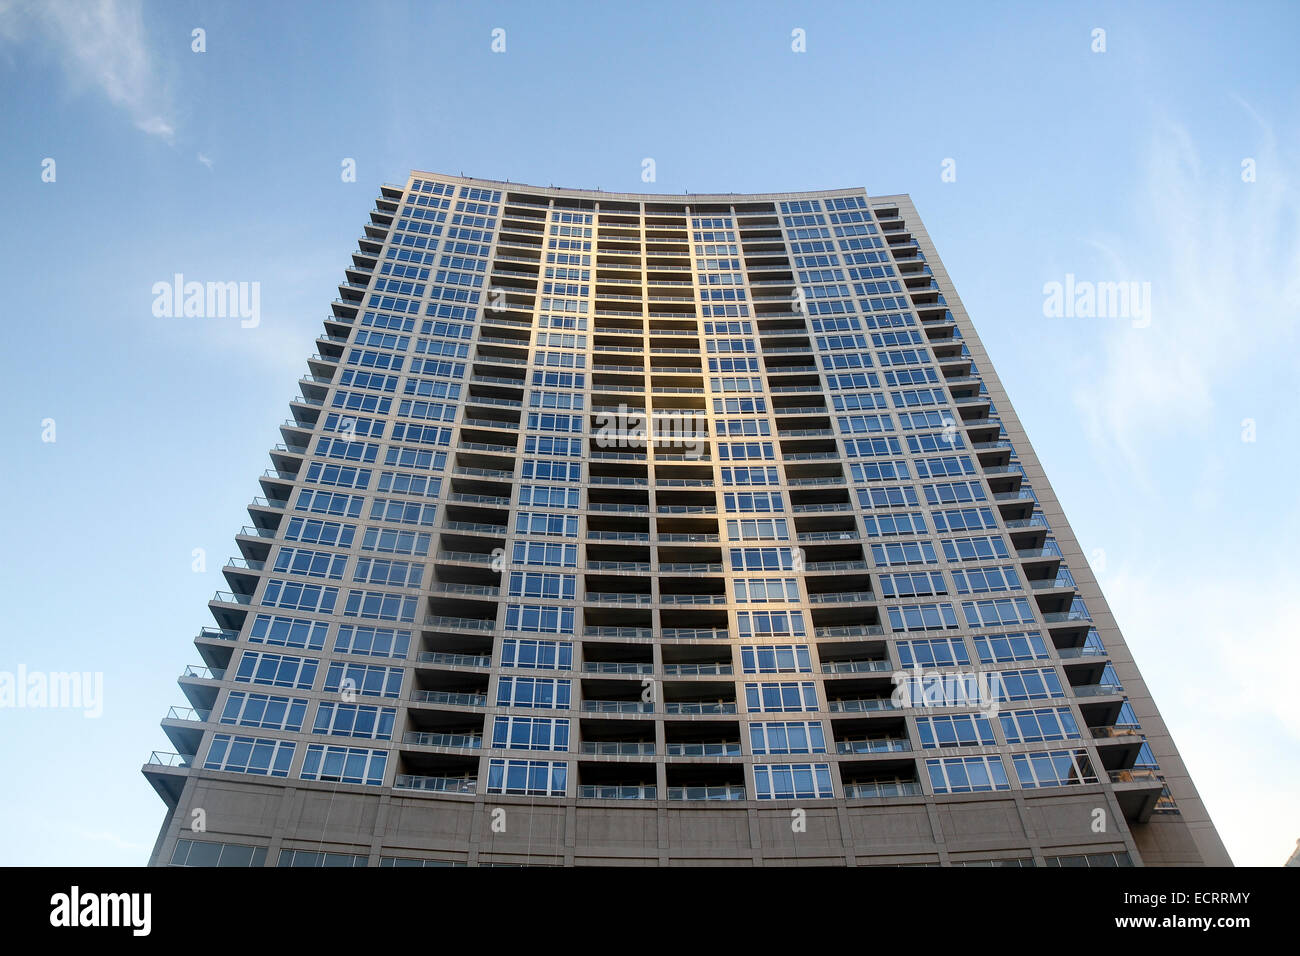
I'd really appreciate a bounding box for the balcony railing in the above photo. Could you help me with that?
[402,732,482,749]
[836,738,910,754]
[164,706,208,722]
[394,774,477,794]
[663,663,732,676]
[410,690,488,707]
[843,781,923,798]
[580,785,656,799]
[665,742,742,756]
[579,742,655,756]
[582,700,654,713]
[583,661,653,674]
[147,751,191,768]
[664,702,736,715]
[822,660,891,674]
[829,698,898,713]
[417,651,491,668]
[667,786,744,801]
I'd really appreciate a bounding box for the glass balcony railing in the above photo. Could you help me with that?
[664,702,736,715]
[165,706,209,722]
[181,664,221,680]
[836,738,910,754]
[579,742,655,756]
[582,700,654,713]
[1109,769,1161,784]
[410,690,487,707]
[663,663,732,676]
[665,742,741,757]
[402,732,482,749]
[843,780,923,798]
[394,774,476,794]
[822,660,891,674]
[667,786,745,801]
[580,785,656,799]
[582,662,652,674]
[147,751,191,768]
[417,651,491,668]
[829,698,898,713]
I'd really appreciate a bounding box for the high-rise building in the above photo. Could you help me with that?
[143,172,1229,867]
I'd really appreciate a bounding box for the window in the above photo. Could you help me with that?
[915,714,995,748]
[486,759,567,796]
[886,603,959,632]
[248,614,328,651]
[996,668,1065,702]
[500,639,573,670]
[961,597,1037,628]
[491,716,570,751]
[896,637,970,669]
[219,692,307,732]
[496,677,571,709]
[234,651,318,690]
[736,610,806,638]
[974,631,1049,664]
[300,744,388,786]
[740,645,812,673]
[1012,750,1097,788]
[733,578,800,603]
[925,755,1010,793]
[322,661,403,699]
[878,570,947,598]
[332,625,410,659]
[261,579,337,614]
[504,604,575,635]
[754,764,834,799]
[745,682,818,713]
[951,565,1021,595]
[170,839,267,867]
[749,721,827,754]
[513,541,578,567]
[999,707,1080,744]
[312,702,395,740]
[204,734,294,777]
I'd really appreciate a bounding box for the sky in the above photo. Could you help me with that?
[0,0,1296,867]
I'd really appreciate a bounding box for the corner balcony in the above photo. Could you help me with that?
[142,751,192,807]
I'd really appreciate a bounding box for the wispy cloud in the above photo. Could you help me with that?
[1071,103,1300,478]
[0,0,174,139]
[197,152,213,169]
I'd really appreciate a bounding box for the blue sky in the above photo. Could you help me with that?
[0,0,1296,866]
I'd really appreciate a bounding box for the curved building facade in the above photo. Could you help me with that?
[144,172,1229,867]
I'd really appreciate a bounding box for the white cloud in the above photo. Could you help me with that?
[0,0,174,140]
[197,152,213,169]
[1071,105,1300,475]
